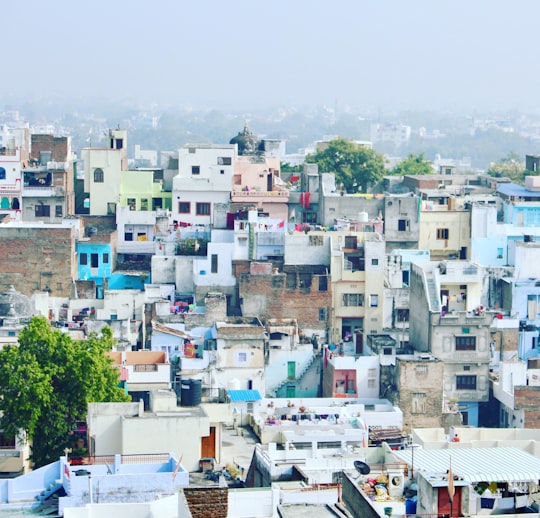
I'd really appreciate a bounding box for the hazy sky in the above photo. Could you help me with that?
[4,0,540,112]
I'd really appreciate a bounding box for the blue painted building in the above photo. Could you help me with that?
[77,242,112,283]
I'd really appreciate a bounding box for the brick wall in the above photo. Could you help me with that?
[515,386,540,428]
[30,134,69,162]
[0,226,76,297]
[239,271,330,331]
[183,486,228,518]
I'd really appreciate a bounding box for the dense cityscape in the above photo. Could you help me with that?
[0,100,540,517]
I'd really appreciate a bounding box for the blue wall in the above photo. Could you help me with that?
[77,243,112,281]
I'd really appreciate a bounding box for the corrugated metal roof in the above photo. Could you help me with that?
[227,389,262,402]
[498,183,540,198]
[393,447,540,483]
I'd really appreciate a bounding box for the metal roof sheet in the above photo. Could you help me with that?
[498,183,540,198]
[393,447,540,483]
[227,389,262,402]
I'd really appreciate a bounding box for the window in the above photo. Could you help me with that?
[318,276,328,292]
[396,308,409,322]
[55,205,63,217]
[398,219,409,231]
[238,352,247,362]
[191,166,200,175]
[140,198,148,211]
[456,336,476,351]
[103,253,109,264]
[318,308,327,321]
[217,157,232,165]
[91,253,99,268]
[35,204,50,217]
[344,236,357,249]
[411,392,427,414]
[371,258,379,266]
[309,235,324,246]
[220,169,225,175]
[124,232,133,241]
[196,202,211,216]
[437,228,449,240]
[134,364,157,372]
[0,167,5,180]
[497,247,503,259]
[0,432,15,449]
[127,198,136,211]
[367,379,376,389]
[342,293,364,307]
[456,375,476,390]
[370,294,379,307]
[211,254,218,274]
[80,253,88,266]
[178,202,191,214]
[93,168,104,183]
[416,365,428,374]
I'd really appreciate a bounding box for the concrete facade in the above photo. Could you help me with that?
[82,129,127,216]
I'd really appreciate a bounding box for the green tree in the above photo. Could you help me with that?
[306,138,385,193]
[0,317,129,467]
[487,152,527,184]
[391,153,433,176]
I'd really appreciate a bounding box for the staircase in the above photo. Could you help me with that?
[268,351,320,397]
[33,481,63,516]
[426,275,440,311]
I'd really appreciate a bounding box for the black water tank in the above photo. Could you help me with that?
[181,379,202,406]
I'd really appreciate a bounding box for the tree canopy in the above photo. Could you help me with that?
[306,138,385,193]
[487,152,527,184]
[0,317,129,467]
[390,153,433,176]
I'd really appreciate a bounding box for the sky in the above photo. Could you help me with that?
[4,0,540,113]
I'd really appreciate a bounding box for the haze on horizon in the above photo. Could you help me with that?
[3,0,540,114]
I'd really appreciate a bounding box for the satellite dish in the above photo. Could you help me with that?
[354,460,371,475]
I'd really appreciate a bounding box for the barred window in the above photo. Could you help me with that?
[342,293,364,306]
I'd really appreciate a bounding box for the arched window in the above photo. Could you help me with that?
[1,197,9,209]
[11,198,20,210]
[0,167,6,180]
[94,168,104,183]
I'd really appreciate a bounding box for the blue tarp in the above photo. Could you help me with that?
[227,390,262,402]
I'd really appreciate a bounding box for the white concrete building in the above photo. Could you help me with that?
[172,144,236,227]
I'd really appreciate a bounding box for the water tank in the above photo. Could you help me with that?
[227,378,241,391]
[181,379,202,406]
[358,211,368,222]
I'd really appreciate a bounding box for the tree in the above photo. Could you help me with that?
[0,317,129,467]
[306,138,385,193]
[391,153,433,176]
[487,152,527,184]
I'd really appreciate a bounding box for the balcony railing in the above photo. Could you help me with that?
[232,190,289,198]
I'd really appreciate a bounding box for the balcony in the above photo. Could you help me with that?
[433,310,493,327]
[21,185,57,197]
[231,190,290,202]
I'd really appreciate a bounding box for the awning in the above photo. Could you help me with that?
[393,447,540,483]
[227,390,262,402]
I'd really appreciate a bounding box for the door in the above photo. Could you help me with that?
[437,486,461,518]
[286,385,296,398]
[201,426,216,459]
[287,361,296,380]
